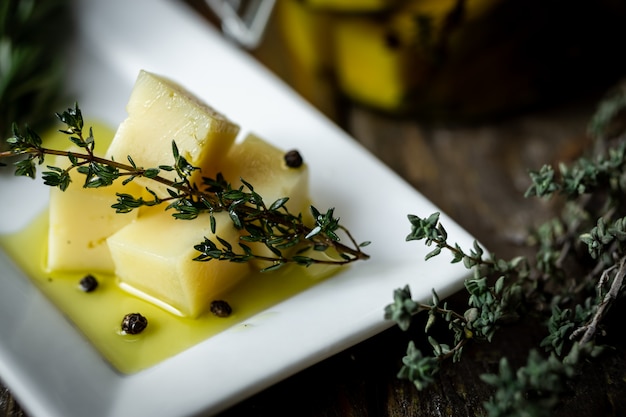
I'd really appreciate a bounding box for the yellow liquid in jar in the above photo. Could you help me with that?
[0,121,337,374]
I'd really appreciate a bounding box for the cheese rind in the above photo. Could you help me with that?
[107,209,249,317]
[106,70,240,197]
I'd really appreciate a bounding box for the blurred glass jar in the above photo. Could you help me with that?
[274,0,626,122]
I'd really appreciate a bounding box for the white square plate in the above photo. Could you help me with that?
[0,1,476,416]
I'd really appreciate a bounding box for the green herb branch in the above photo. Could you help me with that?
[385,212,528,389]
[386,83,626,416]
[1,104,370,271]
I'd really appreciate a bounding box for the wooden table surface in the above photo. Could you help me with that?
[3,2,626,416]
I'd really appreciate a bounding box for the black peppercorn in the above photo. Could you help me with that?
[284,150,303,168]
[79,274,98,292]
[121,313,148,335]
[210,300,232,318]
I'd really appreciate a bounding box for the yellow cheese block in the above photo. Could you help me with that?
[107,209,250,318]
[106,70,240,197]
[46,122,142,273]
[278,0,333,73]
[216,133,310,268]
[219,133,310,215]
[47,175,141,273]
[276,0,338,119]
[333,17,415,111]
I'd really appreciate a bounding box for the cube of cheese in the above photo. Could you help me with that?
[218,133,310,215]
[107,209,249,317]
[48,182,142,273]
[47,147,142,273]
[217,133,311,268]
[106,70,240,197]
[333,17,414,112]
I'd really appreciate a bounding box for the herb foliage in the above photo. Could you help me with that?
[385,84,626,415]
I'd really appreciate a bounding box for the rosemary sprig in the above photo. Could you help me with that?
[0,104,370,271]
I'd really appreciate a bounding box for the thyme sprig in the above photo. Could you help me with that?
[386,82,626,416]
[1,104,370,271]
[386,211,612,415]
[385,211,528,389]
